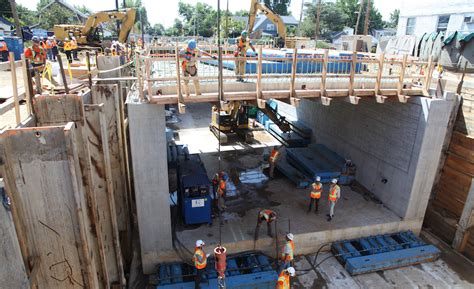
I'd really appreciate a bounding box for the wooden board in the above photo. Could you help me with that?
[423,206,457,244]
[445,154,474,177]
[33,94,84,126]
[0,125,100,289]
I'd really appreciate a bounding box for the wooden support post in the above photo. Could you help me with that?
[290,48,300,107]
[86,51,92,88]
[256,45,265,109]
[146,57,152,99]
[424,55,433,96]
[398,54,410,103]
[320,49,331,106]
[136,52,145,102]
[348,50,357,97]
[375,53,387,103]
[453,178,474,252]
[9,52,20,125]
[175,43,185,113]
[56,54,69,94]
[20,54,32,115]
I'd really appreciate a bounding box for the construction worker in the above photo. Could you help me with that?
[276,267,295,289]
[70,36,79,61]
[42,37,53,61]
[268,146,280,178]
[327,178,341,222]
[63,37,73,63]
[51,36,58,62]
[24,36,46,73]
[217,172,227,212]
[179,39,216,97]
[308,176,322,213]
[255,209,276,240]
[193,239,209,289]
[0,36,9,62]
[281,233,295,271]
[234,30,256,82]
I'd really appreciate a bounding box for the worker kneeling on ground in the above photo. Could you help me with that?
[234,30,256,82]
[255,209,276,240]
[327,178,341,222]
[308,176,323,213]
[280,233,295,272]
[276,267,295,289]
[25,36,46,74]
[268,146,280,178]
[179,39,216,97]
[193,239,210,289]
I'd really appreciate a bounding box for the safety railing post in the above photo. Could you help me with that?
[136,52,144,102]
[290,48,299,106]
[423,55,433,96]
[375,53,387,103]
[320,49,331,106]
[175,42,185,113]
[397,54,409,103]
[256,45,265,108]
[9,52,20,125]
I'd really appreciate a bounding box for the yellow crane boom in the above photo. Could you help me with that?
[248,0,287,41]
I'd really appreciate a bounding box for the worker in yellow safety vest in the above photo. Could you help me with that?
[327,178,340,222]
[63,37,73,63]
[280,233,295,271]
[217,172,227,212]
[255,209,277,240]
[234,30,256,82]
[70,36,79,61]
[308,176,323,213]
[179,39,216,97]
[276,267,295,289]
[268,146,280,178]
[0,36,9,62]
[193,239,209,289]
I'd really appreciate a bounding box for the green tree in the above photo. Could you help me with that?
[146,23,164,36]
[336,0,384,34]
[233,10,249,17]
[0,0,12,18]
[17,5,36,26]
[124,0,150,33]
[164,18,183,36]
[223,16,246,38]
[263,0,291,16]
[74,5,92,15]
[37,0,79,30]
[388,9,399,28]
[177,1,217,37]
[300,2,347,39]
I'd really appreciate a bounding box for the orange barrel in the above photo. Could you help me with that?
[214,246,227,277]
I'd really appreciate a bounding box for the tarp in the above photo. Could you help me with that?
[431,32,445,62]
[419,32,438,61]
[377,35,416,55]
[439,31,474,72]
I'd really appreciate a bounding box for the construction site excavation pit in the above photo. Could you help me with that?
[127,90,458,273]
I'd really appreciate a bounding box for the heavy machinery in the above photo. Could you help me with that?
[210,101,255,144]
[248,0,286,48]
[53,8,136,47]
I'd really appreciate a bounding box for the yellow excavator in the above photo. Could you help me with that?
[53,8,136,47]
[210,101,254,144]
[248,0,287,48]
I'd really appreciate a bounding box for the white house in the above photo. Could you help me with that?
[397,0,474,36]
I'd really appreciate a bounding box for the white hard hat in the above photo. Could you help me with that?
[286,233,294,240]
[0,36,4,41]
[195,240,205,247]
[332,178,338,184]
[316,176,321,182]
[287,267,296,276]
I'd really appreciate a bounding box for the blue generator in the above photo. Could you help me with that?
[177,154,212,225]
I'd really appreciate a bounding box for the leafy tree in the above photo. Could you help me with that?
[300,2,347,40]
[164,18,183,36]
[223,16,246,38]
[263,0,291,16]
[0,0,12,18]
[233,10,249,17]
[74,5,92,15]
[147,23,164,36]
[17,4,36,26]
[388,9,399,28]
[336,0,384,34]
[177,1,217,37]
[36,0,79,30]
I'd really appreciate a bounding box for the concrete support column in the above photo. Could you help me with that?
[453,178,474,251]
[128,102,172,274]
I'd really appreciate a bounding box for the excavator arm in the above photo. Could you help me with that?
[81,9,136,43]
[248,0,286,40]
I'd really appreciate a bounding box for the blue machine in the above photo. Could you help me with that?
[153,251,278,289]
[177,154,212,225]
[331,231,441,275]
[3,36,24,61]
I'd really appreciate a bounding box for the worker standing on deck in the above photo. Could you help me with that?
[63,37,73,63]
[268,146,280,178]
[234,30,256,82]
[24,36,46,73]
[308,176,323,213]
[276,267,295,289]
[281,233,295,271]
[255,209,277,240]
[327,178,341,222]
[179,39,216,97]
[0,36,9,62]
[193,240,209,289]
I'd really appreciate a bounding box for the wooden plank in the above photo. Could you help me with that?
[424,55,433,94]
[434,193,465,217]
[445,154,474,177]
[91,85,130,242]
[0,125,100,288]
[449,142,474,163]
[320,50,328,98]
[33,94,84,126]
[439,166,473,190]
[0,59,22,70]
[423,206,457,244]
[84,104,125,286]
[9,52,21,125]
[450,132,474,151]
[397,54,409,103]
[175,44,185,113]
[289,48,299,106]
[57,54,69,94]
[256,45,264,108]
[348,50,357,97]
[20,54,32,115]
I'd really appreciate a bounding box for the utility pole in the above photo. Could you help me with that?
[314,0,322,41]
[9,0,23,40]
[363,0,370,36]
[297,0,304,37]
[354,0,364,35]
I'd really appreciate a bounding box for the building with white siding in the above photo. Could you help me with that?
[397,0,474,36]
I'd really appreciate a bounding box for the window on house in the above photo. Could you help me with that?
[406,18,416,35]
[464,16,472,23]
[266,24,275,31]
[437,15,450,32]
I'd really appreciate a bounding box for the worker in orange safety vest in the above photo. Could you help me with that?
[70,36,79,61]
[280,233,295,272]
[255,209,277,240]
[234,30,256,82]
[268,146,280,178]
[276,267,295,289]
[217,172,227,212]
[0,36,9,62]
[41,37,53,61]
[193,239,209,289]
[24,36,46,73]
[327,178,340,221]
[308,176,323,213]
